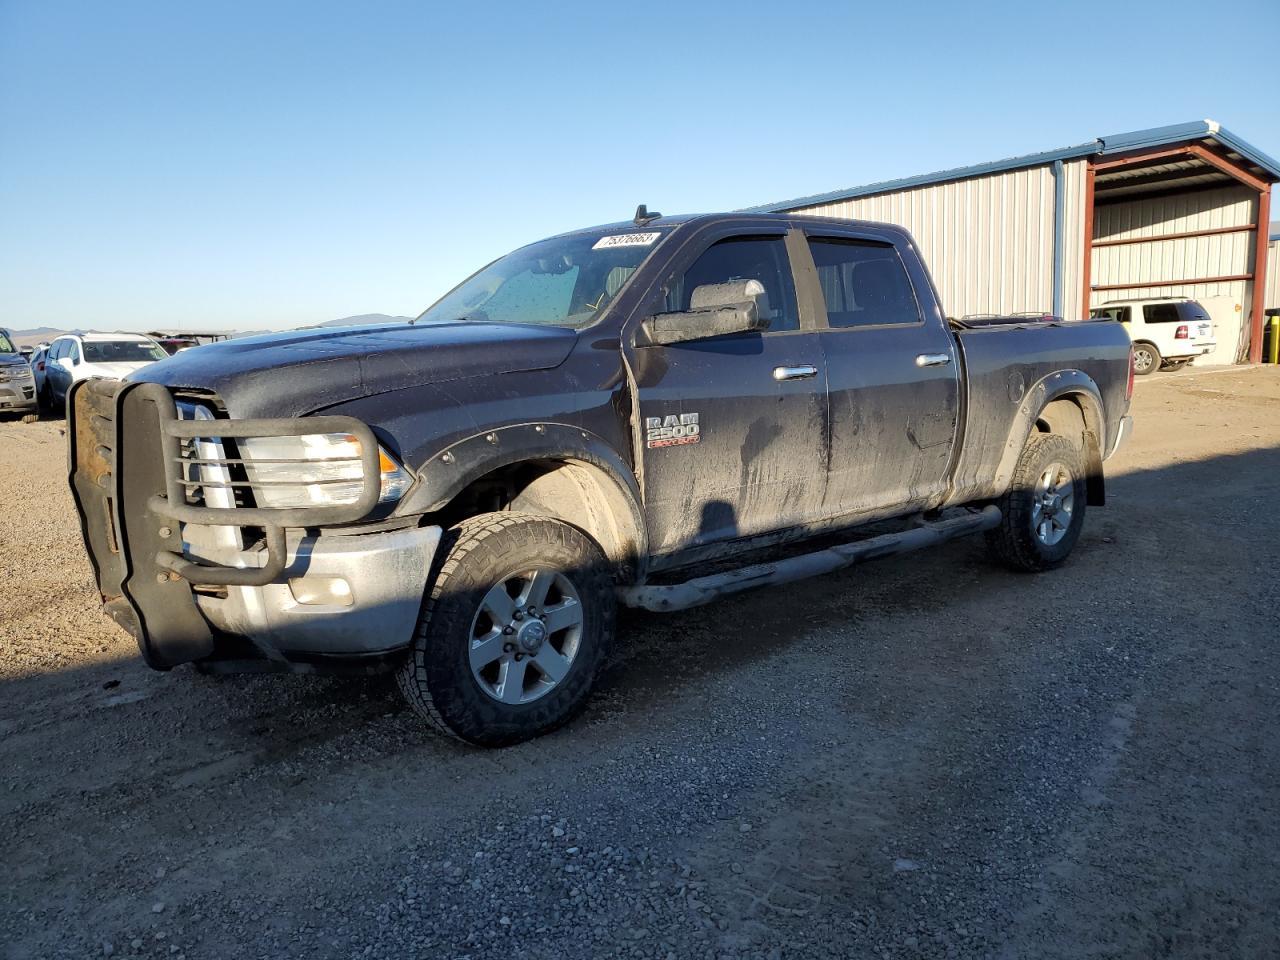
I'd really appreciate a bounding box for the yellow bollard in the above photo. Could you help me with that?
[1271,317,1280,365]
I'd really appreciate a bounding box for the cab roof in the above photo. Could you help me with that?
[545,211,913,242]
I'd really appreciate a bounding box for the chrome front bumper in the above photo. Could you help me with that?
[184,523,441,657]
[68,378,435,670]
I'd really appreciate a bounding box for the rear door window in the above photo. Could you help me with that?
[1142,303,1181,323]
[807,238,921,328]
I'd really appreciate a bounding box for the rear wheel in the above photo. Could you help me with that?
[1131,341,1160,375]
[985,433,1087,572]
[396,513,615,747]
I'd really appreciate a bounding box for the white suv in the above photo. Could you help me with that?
[1090,298,1216,375]
[41,333,167,408]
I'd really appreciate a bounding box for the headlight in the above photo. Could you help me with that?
[237,433,412,509]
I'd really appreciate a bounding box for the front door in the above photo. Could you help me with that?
[799,232,959,519]
[629,231,829,558]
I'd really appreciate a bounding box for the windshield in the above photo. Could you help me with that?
[418,228,670,329]
[83,340,167,363]
[0,332,16,354]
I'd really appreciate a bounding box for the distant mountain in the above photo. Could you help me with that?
[7,327,86,348]
[315,313,413,327]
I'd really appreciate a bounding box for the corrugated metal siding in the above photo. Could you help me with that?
[1089,186,1257,304]
[784,165,1059,320]
[1059,159,1088,321]
[1268,239,1279,310]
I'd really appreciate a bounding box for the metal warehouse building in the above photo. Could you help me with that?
[752,120,1279,363]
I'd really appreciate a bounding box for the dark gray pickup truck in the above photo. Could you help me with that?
[70,211,1133,745]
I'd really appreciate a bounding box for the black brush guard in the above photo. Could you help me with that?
[68,379,382,669]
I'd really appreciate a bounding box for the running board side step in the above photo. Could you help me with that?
[619,506,1002,613]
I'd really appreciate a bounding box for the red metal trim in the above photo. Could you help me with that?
[1186,144,1269,194]
[1081,165,1095,312]
[1091,143,1269,193]
[1091,147,1197,171]
[1249,189,1271,363]
[1090,273,1253,292]
[1092,223,1258,248]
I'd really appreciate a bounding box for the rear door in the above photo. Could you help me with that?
[796,229,960,519]
[628,227,829,557]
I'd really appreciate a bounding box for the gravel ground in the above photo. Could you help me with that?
[2,367,1279,959]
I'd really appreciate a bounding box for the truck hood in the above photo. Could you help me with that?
[127,320,578,417]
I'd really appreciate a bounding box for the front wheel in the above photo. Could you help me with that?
[396,513,615,747]
[985,433,1087,572]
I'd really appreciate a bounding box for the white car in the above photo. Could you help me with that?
[1090,297,1216,375]
[41,333,168,408]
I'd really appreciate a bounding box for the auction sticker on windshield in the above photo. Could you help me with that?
[592,232,661,250]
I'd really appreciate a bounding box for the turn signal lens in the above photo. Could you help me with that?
[1174,324,1189,339]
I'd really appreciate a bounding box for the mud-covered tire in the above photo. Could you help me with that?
[396,513,615,748]
[985,433,1087,572]
[1132,341,1160,375]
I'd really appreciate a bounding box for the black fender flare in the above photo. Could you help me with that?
[396,422,648,573]
[992,370,1108,506]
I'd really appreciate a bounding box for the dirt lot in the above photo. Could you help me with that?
[2,368,1279,960]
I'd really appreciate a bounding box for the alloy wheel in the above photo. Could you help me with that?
[1031,461,1074,546]
[468,569,583,704]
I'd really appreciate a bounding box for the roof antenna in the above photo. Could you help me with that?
[634,204,661,226]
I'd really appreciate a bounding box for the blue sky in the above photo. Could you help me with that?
[2,0,1277,332]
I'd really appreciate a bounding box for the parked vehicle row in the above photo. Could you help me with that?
[70,210,1134,747]
[0,330,178,419]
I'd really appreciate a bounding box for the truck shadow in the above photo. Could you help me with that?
[2,442,1278,810]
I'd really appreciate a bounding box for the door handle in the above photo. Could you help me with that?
[772,364,818,381]
[915,353,951,367]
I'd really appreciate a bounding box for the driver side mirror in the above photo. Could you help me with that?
[19,346,32,359]
[642,279,773,346]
